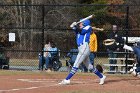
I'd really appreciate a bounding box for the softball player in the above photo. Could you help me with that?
[59,19,106,85]
[121,42,140,77]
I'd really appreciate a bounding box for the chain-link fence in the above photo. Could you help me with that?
[0,4,140,72]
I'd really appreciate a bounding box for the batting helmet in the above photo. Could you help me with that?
[80,19,91,26]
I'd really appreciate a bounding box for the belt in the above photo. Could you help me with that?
[78,43,83,47]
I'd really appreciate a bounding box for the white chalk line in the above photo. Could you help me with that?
[17,78,94,82]
[0,78,95,92]
[0,83,59,92]
[17,78,97,84]
[18,79,56,83]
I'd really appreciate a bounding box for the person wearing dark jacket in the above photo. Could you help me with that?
[107,25,123,73]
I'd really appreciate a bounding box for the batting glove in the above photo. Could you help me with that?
[70,22,77,28]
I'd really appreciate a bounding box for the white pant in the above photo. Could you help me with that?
[73,42,93,70]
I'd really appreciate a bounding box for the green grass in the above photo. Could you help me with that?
[9,59,39,66]
[0,70,131,77]
[8,57,129,73]
[8,57,109,66]
[0,70,39,75]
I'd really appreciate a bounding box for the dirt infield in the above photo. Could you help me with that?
[0,70,140,93]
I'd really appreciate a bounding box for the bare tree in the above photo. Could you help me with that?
[125,0,140,29]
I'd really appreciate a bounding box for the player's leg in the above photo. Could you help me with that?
[58,52,86,85]
[59,43,89,85]
[136,64,140,78]
[66,43,90,78]
[83,57,93,71]
[83,57,106,85]
[122,45,140,76]
[121,44,136,76]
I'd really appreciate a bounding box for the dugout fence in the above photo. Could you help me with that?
[0,4,140,72]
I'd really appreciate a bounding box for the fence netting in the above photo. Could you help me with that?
[0,5,139,72]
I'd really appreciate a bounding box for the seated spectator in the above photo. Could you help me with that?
[38,41,51,71]
[38,40,61,71]
[66,48,78,67]
[50,42,58,58]
[48,42,59,70]
[66,48,85,72]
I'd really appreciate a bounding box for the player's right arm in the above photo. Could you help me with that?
[123,45,134,52]
[70,23,81,34]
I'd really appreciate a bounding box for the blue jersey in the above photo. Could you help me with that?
[73,26,92,46]
[72,19,92,46]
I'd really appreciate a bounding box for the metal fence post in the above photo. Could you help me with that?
[125,6,129,73]
[41,5,45,71]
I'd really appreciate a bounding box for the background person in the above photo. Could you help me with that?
[118,42,140,77]
[89,29,97,67]
[106,25,123,73]
[38,41,51,71]
[48,41,59,71]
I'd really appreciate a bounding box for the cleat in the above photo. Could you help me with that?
[128,68,134,74]
[59,79,70,85]
[131,70,137,77]
[99,75,106,85]
[137,73,140,78]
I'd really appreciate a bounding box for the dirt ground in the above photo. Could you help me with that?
[0,71,140,93]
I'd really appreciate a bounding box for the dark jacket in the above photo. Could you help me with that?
[107,31,123,51]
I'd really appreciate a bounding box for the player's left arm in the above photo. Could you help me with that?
[72,25,82,34]
[80,26,92,34]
